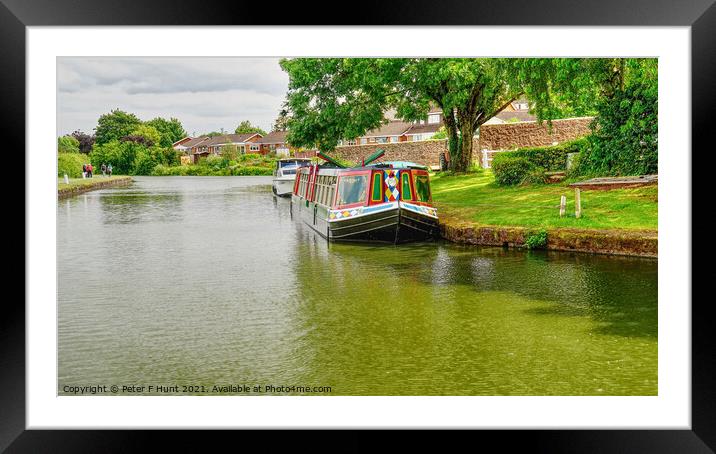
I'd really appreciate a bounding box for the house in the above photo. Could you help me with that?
[255,130,297,156]
[339,108,446,146]
[484,97,537,124]
[173,133,263,163]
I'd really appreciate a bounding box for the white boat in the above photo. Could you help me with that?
[272,158,312,197]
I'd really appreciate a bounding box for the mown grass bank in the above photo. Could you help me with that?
[58,176,132,198]
[430,170,657,256]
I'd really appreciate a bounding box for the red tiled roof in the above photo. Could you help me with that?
[361,121,412,138]
[405,123,442,135]
[256,131,288,144]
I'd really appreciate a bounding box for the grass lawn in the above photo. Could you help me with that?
[430,170,657,231]
[58,175,131,191]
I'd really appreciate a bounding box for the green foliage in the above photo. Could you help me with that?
[94,109,142,145]
[491,156,535,186]
[129,124,162,147]
[432,127,447,139]
[221,144,240,162]
[578,80,658,176]
[90,139,178,175]
[524,230,548,249]
[57,135,80,153]
[58,152,87,178]
[234,120,267,136]
[146,117,187,148]
[522,167,548,185]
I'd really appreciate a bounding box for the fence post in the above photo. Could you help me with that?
[575,188,582,219]
[64,174,69,184]
[560,195,566,217]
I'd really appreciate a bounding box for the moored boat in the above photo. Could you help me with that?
[273,158,312,197]
[290,151,438,243]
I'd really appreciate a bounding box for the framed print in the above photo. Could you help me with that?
[8,0,715,451]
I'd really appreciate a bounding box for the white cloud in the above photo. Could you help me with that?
[57,57,289,136]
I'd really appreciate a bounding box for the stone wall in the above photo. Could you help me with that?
[479,117,592,151]
[329,139,450,167]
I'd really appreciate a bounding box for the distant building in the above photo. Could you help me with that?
[255,130,298,157]
[173,133,262,163]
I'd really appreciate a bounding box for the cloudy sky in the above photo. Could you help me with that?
[57,57,289,137]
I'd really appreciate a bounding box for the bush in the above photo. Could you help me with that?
[522,167,548,185]
[524,230,548,250]
[231,165,273,176]
[58,152,87,178]
[492,156,534,186]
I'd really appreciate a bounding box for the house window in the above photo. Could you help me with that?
[250,144,260,151]
[361,138,368,145]
[346,139,356,146]
[376,137,388,144]
[428,114,440,124]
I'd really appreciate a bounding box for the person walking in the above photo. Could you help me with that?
[107,164,113,177]
[101,163,107,177]
[87,163,93,178]
[82,164,87,179]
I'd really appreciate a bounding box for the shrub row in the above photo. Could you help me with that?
[152,164,273,176]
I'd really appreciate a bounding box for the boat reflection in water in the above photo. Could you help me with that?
[290,150,439,243]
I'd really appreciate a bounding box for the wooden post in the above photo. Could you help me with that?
[559,195,566,217]
[575,188,582,219]
[64,174,69,184]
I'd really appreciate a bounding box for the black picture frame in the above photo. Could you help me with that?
[7,0,714,451]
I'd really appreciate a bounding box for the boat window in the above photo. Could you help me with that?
[282,168,296,175]
[337,174,369,206]
[401,172,412,201]
[413,173,431,202]
[371,173,382,202]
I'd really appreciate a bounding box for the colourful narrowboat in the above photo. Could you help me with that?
[290,151,438,243]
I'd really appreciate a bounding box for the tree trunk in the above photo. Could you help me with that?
[442,109,461,171]
[453,118,476,172]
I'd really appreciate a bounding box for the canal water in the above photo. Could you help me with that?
[58,176,657,396]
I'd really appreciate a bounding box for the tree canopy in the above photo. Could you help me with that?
[234,120,266,136]
[280,57,656,172]
[94,109,142,145]
[146,117,187,148]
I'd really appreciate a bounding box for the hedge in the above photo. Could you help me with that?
[492,156,535,186]
[58,152,88,178]
[501,137,589,171]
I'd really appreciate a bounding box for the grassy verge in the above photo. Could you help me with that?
[58,175,132,198]
[58,175,130,190]
[430,169,657,231]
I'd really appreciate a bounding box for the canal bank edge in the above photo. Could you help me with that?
[439,218,657,257]
[58,176,133,199]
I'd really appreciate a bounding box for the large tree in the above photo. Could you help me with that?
[146,117,187,148]
[234,120,266,136]
[280,58,566,172]
[94,109,142,145]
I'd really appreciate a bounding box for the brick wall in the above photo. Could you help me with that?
[478,117,592,150]
[297,117,593,167]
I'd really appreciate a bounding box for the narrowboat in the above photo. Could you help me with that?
[273,158,312,197]
[290,150,438,243]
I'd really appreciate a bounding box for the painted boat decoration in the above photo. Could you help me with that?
[290,149,438,243]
